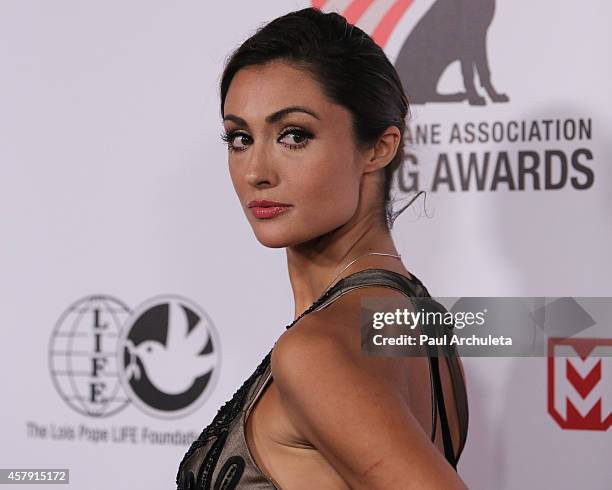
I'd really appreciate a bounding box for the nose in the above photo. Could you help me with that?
[244,140,278,189]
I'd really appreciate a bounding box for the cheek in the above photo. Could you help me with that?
[289,150,361,224]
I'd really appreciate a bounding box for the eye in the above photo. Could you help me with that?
[278,128,313,150]
[221,130,252,152]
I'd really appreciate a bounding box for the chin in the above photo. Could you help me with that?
[250,226,295,249]
[250,219,317,248]
[255,237,291,249]
[252,220,345,249]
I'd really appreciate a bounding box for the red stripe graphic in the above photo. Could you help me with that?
[313,0,416,49]
[371,0,414,47]
[342,0,375,25]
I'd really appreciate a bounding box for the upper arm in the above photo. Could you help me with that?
[271,299,468,490]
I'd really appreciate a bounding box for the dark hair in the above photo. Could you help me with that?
[219,7,423,229]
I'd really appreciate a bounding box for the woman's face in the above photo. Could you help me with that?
[222,60,368,248]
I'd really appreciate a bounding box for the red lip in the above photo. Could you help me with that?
[247,199,292,208]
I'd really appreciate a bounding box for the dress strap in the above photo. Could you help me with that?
[430,355,457,469]
[446,352,469,461]
[313,268,431,312]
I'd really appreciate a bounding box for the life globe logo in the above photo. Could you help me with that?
[49,294,221,419]
[118,295,221,420]
[48,295,132,417]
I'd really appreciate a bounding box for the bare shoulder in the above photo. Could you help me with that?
[272,286,415,386]
[271,286,466,490]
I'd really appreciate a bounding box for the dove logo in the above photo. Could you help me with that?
[117,295,221,419]
[547,337,612,431]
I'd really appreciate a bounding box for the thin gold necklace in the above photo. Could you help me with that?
[320,251,402,296]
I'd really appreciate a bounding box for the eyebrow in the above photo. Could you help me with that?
[223,105,321,127]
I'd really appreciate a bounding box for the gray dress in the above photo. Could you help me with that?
[176,268,468,489]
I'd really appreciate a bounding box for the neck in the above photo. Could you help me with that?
[285,213,401,319]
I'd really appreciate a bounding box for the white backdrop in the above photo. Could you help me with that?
[1,1,611,488]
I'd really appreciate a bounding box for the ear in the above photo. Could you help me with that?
[363,125,401,174]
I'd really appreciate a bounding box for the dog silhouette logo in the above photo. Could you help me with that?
[395,0,509,105]
[313,0,509,106]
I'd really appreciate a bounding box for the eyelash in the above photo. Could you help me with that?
[220,127,314,153]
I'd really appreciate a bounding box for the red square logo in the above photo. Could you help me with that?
[548,337,612,430]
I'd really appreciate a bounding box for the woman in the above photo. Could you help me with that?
[177,7,468,489]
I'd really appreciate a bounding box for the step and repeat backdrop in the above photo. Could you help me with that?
[1,1,610,489]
